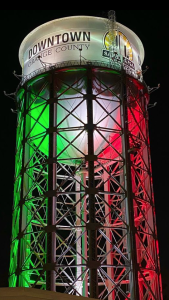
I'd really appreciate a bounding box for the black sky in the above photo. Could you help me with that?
[0,10,169,297]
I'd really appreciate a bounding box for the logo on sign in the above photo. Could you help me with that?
[102,30,135,72]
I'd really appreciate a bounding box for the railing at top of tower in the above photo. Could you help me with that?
[13,58,143,86]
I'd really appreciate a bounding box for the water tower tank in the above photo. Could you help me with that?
[9,12,163,300]
[17,15,144,166]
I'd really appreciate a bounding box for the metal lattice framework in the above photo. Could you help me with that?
[9,66,163,300]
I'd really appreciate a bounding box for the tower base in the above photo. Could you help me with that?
[0,288,97,300]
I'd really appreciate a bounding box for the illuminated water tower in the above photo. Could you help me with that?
[8,10,163,300]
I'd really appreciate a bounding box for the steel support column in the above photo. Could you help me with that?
[103,167,114,300]
[121,74,139,300]
[16,87,27,287]
[86,68,98,299]
[46,73,56,291]
[81,169,88,297]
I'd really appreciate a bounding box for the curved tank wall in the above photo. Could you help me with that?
[18,16,144,80]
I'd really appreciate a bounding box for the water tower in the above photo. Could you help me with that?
[8,11,163,300]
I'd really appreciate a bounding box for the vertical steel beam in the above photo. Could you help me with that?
[120,75,140,300]
[46,72,56,291]
[144,95,163,299]
[104,168,114,300]
[86,68,98,299]
[81,169,88,297]
[75,175,82,295]
[16,87,27,287]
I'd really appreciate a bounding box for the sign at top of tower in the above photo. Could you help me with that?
[19,16,145,81]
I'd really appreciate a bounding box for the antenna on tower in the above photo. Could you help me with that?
[108,10,116,23]
[107,11,121,67]
[107,10,117,51]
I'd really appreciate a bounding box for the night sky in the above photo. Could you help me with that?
[0,10,169,298]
